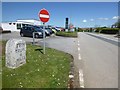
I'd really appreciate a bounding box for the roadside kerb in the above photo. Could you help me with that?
[87,33,120,47]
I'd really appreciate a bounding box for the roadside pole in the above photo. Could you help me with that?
[33,32,35,45]
[43,22,45,54]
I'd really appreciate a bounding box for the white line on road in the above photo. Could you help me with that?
[79,69,84,88]
[78,53,82,60]
[77,40,84,88]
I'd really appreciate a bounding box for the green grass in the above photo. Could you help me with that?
[2,41,72,88]
[56,31,77,37]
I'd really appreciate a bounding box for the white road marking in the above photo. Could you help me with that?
[79,69,84,88]
[78,54,82,60]
[78,47,80,51]
[77,40,84,88]
[40,14,49,18]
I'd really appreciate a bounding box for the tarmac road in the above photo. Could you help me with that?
[78,32,118,88]
[0,32,42,43]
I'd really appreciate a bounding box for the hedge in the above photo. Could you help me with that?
[56,31,77,37]
[2,30,11,34]
[100,28,119,34]
[95,28,120,34]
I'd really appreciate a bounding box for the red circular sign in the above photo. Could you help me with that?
[39,9,50,23]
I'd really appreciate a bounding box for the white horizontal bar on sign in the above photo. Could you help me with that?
[40,14,49,18]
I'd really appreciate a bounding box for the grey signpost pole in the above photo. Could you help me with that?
[33,32,35,45]
[43,22,45,54]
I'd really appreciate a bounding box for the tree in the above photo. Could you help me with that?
[112,18,120,28]
[117,18,120,28]
[113,18,120,36]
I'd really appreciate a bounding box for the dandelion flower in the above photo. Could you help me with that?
[52,74,54,77]
[38,69,39,71]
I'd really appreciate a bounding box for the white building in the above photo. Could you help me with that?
[1,19,41,32]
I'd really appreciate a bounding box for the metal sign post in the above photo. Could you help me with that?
[33,32,35,45]
[43,22,45,54]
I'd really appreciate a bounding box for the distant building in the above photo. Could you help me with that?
[1,19,41,32]
[69,23,74,32]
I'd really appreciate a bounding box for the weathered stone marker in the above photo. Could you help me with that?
[5,39,26,69]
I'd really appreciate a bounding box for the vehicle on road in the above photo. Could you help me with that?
[39,26,51,36]
[51,28,57,33]
[48,27,57,33]
[20,26,44,38]
[45,28,53,34]
[55,27,61,32]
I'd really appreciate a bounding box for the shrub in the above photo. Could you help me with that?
[94,28,101,33]
[94,28,119,34]
[77,28,83,32]
[100,28,119,34]
[56,31,77,37]
[2,30,11,33]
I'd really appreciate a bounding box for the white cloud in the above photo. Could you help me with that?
[90,19,94,21]
[98,18,109,20]
[83,20,87,22]
[104,18,109,20]
[112,16,119,20]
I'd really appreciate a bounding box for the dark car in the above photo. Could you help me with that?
[20,26,44,38]
[45,28,53,34]
[39,26,51,36]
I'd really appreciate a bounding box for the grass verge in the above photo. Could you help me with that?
[2,41,72,88]
[56,31,77,38]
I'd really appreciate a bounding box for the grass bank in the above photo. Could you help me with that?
[2,41,72,88]
[56,31,77,38]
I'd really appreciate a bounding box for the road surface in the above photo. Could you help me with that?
[78,32,118,88]
[1,32,42,43]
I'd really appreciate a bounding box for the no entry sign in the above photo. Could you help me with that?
[39,9,50,23]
